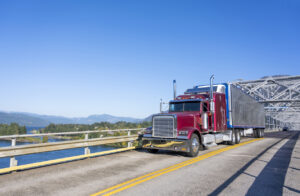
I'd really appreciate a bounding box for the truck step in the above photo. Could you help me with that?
[204,143,217,148]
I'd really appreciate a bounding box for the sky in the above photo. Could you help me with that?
[0,0,299,119]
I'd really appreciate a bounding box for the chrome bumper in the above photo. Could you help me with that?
[142,137,190,152]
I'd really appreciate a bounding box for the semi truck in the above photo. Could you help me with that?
[142,76,265,157]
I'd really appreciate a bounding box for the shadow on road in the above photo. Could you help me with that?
[245,132,300,196]
[283,186,300,194]
[208,131,300,196]
[135,148,187,157]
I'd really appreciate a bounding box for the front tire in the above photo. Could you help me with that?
[186,133,201,157]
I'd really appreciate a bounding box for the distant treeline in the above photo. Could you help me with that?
[0,123,26,136]
[42,121,151,139]
[43,121,151,133]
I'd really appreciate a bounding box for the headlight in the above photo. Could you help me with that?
[178,130,189,136]
[145,127,152,134]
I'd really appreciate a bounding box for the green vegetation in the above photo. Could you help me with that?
[42,121,150,136]
[0,123,26,136]
[0,121,151,146]
[43,121,151,133]
[42,136,48,143]
[17,137,42,143]
[0,123,42,143]
[42,121,151,147]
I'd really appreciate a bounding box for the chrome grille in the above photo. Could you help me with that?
[153,116,176,138]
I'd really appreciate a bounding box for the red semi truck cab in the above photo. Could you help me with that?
[142,79,265,157]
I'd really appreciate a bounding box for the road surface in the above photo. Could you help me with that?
[0,131,299,196]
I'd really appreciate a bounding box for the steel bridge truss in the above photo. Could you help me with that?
[233,75,300,130]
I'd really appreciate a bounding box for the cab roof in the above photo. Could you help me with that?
[170,99,203,103]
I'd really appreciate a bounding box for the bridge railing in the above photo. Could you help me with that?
[0,128,146,168]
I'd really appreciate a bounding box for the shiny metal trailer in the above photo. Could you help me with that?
[226,83,265,129]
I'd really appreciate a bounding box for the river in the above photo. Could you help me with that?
[0,127,116,169]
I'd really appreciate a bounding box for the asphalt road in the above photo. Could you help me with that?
[0,131,299,196]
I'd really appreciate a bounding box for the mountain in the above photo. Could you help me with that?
[72,114,142,124]
[0,112,50,127]
[143,114,159,122]
[0,111,151,127]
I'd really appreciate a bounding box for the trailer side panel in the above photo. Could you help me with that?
[229,84,265,128]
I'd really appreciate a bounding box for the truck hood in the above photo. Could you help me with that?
[170,112,197,130]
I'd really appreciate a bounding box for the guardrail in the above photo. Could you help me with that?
[0,128,145,169]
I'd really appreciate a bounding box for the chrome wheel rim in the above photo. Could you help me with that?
[192,137,199,152]
[260,129,262,137]
[232,131,235,142]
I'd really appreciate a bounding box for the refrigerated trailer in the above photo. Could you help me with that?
[142,77,265,157]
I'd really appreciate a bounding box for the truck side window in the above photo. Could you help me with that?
[203,103,208,112]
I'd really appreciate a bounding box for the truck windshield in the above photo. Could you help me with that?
[169,102,200,112]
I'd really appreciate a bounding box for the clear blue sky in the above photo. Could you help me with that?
[0,0,299,118]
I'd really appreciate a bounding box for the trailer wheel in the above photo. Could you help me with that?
[235,129,241,144]
[254,129,262,138]
[258,129,262,138]
[186,133,200,157]
[253,129,258,138]
[261,129,265,138]
[147,149,159,153]
[228,130,236,145]
[256,129,264,138]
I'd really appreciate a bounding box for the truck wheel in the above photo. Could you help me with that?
[240,130,244,137]
[228,130,236,145]
[147,149,159,153]
[235,129,241,144]
[186,134,200,157]
[253,129,258,138]
[256,129,264,138]
[258,129,262,138]
[261,129,265,138]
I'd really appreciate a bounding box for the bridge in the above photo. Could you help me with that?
[0,130,299,195]
[1,75,300,195]
[233,75,300,130]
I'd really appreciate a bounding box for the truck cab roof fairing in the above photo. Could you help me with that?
[170,99,203,103]
[185,84,226,95]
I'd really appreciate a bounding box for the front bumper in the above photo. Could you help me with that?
[142,137,190,152]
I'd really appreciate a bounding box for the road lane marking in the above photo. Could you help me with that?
[0,147,136,174]
[91,138,263,196]
[90,147,219,195]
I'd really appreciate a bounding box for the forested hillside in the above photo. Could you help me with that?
[43,121,151,133]
[0,123,26,136]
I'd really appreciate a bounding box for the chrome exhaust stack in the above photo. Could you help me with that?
[210,75,214,101]
[173,80,177,100]
[210,75,215,131]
